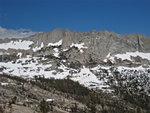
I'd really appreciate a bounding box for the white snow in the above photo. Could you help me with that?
[0,55,111,91]
[115,51,150,61]
[1,52,149,94]
[46,99,54,102]
[0,82,9,86]
[17,52,22,58]
[33,42,44,52]
[103,53,115,63]
[48,40,62,47]
[104,51,150,62]
[117,65,149,72]
[0,56,101,89]
[53,48,59,57]
[1,56,149,94]
[63,48,69,52]
[0,40,33,50]
[70,43,88,53]
[71,66,107,89]
[0,56,69,79]
[62,60,66,62]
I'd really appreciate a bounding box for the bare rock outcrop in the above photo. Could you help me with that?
[0,29,150,66]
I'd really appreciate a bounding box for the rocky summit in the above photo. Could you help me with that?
[0,29,150,113]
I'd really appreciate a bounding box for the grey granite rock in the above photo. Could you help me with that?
[1,29,150,65]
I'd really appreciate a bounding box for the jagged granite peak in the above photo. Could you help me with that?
[25,28,64,46]
[1,29,150,101]
[0,28,150,64]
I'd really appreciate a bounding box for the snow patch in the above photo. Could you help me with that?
[33,42,44,52]
[17,52,22,58]
[48,40,62,47]
[115,51,150,61]
[0,40,33,50]
[53,48,60,58]
[71,66,106,89]
[0,82,9,86]
[46,99,54,102]
[104,51,150,62]
[70,43,87,53]
[63,48,69,52]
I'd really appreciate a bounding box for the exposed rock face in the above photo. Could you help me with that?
[1,29,150,113]
[0,29,150,65]
[0,29,150,98]
[29,29,150,57]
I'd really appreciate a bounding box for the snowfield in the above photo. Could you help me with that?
[115,51,150,61]
[0,52,150,95]
[0,56,111,92]
[0,40,33,50]
[104,51,150,62]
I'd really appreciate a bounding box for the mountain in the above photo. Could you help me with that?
[0,29,150,112]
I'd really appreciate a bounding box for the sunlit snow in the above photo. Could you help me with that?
[32,42,44,52]
[0,40,33,50]
[48,40,62,47]
[53,48,60,58]
[70,43,88,53]
[115,51,150,61]
[104,51,150,62]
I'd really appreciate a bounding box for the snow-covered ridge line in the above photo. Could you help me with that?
[0,40,33,50]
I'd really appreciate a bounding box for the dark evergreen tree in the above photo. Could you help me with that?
[39,99,50,113]
[88,92,97,113]
[137,107,143,113]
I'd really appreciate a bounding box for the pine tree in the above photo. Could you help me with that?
[88,92,97,113]
[39,99,50,113]
[137,107,143,113]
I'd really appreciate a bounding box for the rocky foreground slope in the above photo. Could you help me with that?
[0,29,150,112]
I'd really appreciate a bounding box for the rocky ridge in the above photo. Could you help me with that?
[0,29,150,112]
[1,29,150,63]
[0,29,150,91]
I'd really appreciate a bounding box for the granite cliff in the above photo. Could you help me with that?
[0,29,150,112]
[1,28,150,66]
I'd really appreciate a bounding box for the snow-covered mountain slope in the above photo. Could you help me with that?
[0,29,150,97]
[0,40,33,50]
[0,55,108,90]
[0,53,150,96]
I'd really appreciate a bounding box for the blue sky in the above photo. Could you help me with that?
[0,0,150,36]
